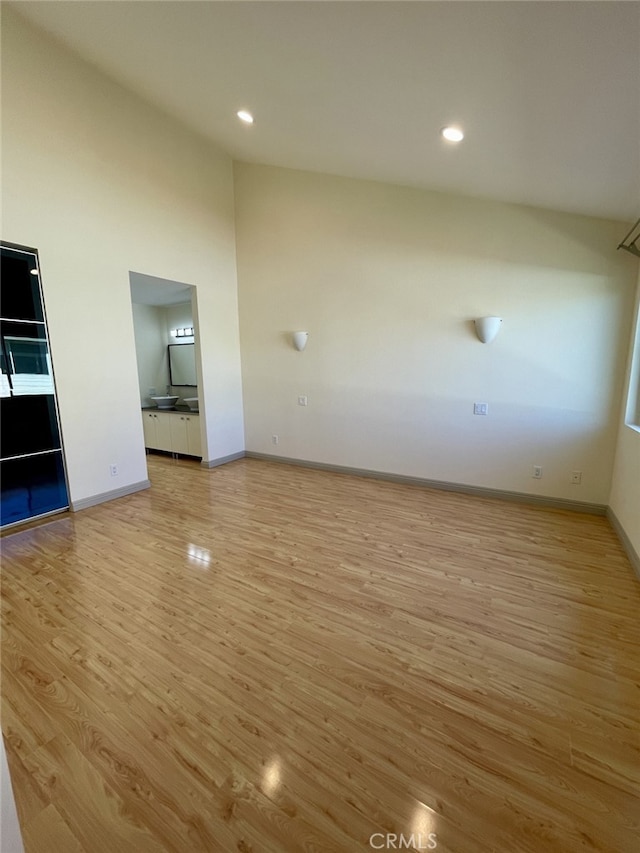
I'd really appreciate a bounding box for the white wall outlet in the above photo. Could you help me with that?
[298,395,308,406]
[532,465,542,479]
[571,471,582,485]
[109,464,118,477]
[473,402,488,415]
[272,434,279,445]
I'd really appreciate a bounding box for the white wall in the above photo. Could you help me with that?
[609,269,640,559]
[1,8,245,499]
[234,163,636,506]
[165,303,194,337]
[131,303,171,405]
[1,738,24,853]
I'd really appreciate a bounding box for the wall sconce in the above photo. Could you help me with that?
[474,316,502,344]
[292,331,309,351]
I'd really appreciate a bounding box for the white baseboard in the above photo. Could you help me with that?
[606,508,640,580]
[244,452,608,515]
[200,451,246,469]
[71,479,150,512]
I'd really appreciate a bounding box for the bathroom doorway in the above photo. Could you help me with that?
[129,272,204,468]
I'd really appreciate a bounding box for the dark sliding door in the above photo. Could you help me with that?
[1,243,69,527]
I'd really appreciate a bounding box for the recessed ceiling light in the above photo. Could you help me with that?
[237,110,254,124]
[442,126,464,143]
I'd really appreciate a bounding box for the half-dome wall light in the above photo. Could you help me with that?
[442,126,464,143]
[292,331,309,351]
[474,316,502,344]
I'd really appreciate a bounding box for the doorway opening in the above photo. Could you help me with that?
[129,271,205,471]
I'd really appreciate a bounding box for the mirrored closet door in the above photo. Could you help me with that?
[1,243,69,527]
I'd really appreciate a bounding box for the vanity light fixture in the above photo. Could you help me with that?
[442,126,464,143]
[474,316,502,344]
[237,110,254,124]
[170,327,194,338]
[292,331,309,351]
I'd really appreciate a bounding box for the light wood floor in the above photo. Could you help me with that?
[2,454,639,853]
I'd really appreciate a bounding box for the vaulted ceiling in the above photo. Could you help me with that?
[9,1,640,222]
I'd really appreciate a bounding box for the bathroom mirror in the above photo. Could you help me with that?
[168,343,196,386]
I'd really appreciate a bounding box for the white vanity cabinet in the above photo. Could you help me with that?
[142,411,173,450]
[169,413,201,457]
[142,410,201,458]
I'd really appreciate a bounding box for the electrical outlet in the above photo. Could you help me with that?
[532,465,542,479]
[109,464,118,477]
[298,395,308,406]
[571,471,582,485]
[272,434,279,445]
[473,402,488,416]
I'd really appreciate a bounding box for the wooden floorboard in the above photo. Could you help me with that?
[1,454,639,852]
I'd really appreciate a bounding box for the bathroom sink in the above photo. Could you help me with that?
[183,397,199,411]
[150,395,179,409]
